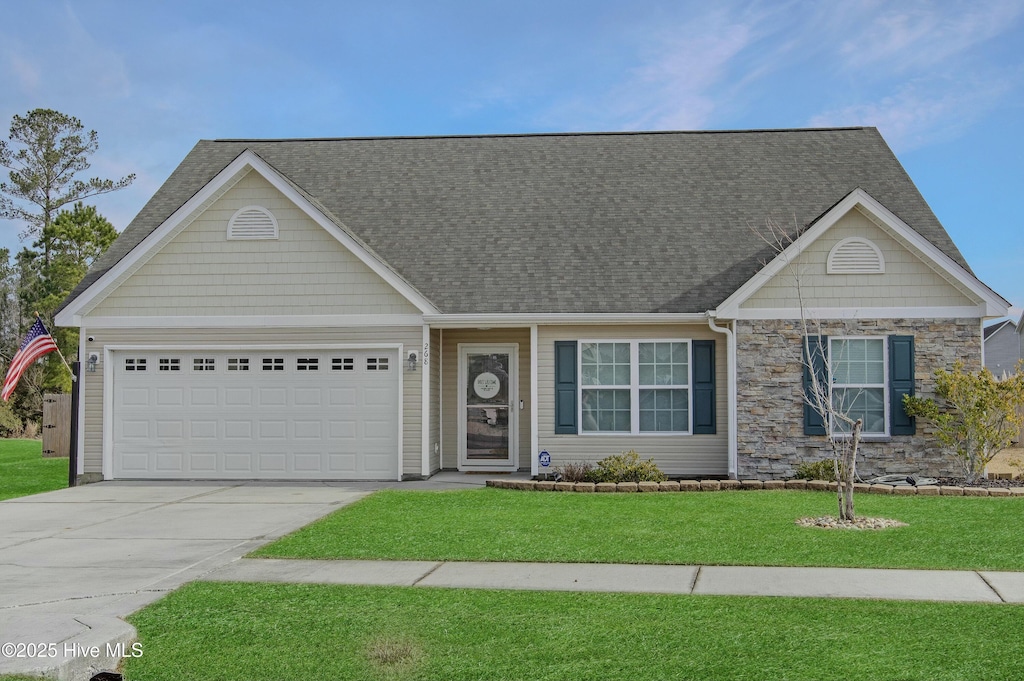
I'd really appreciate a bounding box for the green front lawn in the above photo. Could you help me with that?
[254,488,1024,571]
[123,581,1024,681]
[0,438,67,501]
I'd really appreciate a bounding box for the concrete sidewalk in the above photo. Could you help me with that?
[205,557,1024,604]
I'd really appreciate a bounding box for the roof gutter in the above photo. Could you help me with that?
[707,312,738,479]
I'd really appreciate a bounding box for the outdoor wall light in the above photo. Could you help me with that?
[407,352,418,372]
[87,353,99,373]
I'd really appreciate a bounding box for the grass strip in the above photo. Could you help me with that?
[254,487,1024,571]
[0,439,67,501]
[124,581,1024,681]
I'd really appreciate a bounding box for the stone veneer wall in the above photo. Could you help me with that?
[736,318,982,480]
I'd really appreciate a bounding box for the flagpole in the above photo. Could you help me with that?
[34,312,77,383]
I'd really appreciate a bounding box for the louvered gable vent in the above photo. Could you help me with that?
[827,237,884,274]
[228,206,278,240]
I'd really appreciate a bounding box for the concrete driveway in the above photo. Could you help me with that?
[0,481,377,679]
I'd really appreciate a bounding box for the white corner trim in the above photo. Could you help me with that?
[421,324,431,478]
[706,316,736,479]
[735,305,989,320]
[530,324,539,477]
[714,188,1010,320]
[56,149,439,327]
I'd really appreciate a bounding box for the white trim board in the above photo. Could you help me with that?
[734,306,989,320]
[57,149,439,327]
[713,188,1009,320]
[76,314,426,329]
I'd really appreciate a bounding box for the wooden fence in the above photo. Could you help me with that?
[42,393,71,458]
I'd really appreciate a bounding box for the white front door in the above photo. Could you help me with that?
[458,344,518,471]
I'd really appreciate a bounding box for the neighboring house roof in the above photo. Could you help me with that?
[62,127,972,315]
[985,319,1015,339]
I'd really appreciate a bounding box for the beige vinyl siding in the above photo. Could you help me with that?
[88,170,420,317]
[743,207,979,309]
[80,325,423,478]
[440,328,532,470]
[536,325,728,476]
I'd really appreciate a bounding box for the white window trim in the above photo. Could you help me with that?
[578,339,693,436]
[828,336,889,438]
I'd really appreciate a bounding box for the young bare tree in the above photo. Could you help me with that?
[756,218,863,522]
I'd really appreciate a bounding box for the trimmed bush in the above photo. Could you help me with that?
[555,460,595,483]
[794,458,839,482]
[586,450,666,483]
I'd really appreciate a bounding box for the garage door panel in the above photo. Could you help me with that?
[259,387,287,406]
[155,453,183,471]
[189,453,218,471]
[190,420,218,439]
[224,420,253,439]
[120,420,151,439]
[156,388,184,406]
[121,387,150,406]
[189,387,218,406]
[113,349,400,480]
[259,453,287,471]
[224,388,253,406]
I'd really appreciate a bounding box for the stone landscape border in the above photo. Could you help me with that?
[485,479,1024,497]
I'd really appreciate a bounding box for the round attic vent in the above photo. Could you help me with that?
[827,237,884,274]
[228,206,278,240]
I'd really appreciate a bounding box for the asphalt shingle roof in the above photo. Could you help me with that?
[64,127,967,315]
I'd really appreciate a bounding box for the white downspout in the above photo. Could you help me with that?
[707,313,738,479]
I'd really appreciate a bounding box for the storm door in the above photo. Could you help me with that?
[458,344,518,471]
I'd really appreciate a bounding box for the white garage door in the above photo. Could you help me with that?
[112,349,400,480]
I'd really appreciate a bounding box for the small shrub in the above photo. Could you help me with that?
[794,458,839,481]
[20,420,39,439]
[586,450,666,483]
[0,402,22,436]
[555,460,594,483]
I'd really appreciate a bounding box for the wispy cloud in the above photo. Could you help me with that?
[838,0,1024,72]
[807,79,1011,150]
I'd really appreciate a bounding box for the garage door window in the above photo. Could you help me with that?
[125,358,146,371]
[297,358,319,371]
[367,357,389,371]
[227,358,249,371]
[263,358,284,371]
[333,357,354,371]
[159,358,181,371]
[193,358,215,371]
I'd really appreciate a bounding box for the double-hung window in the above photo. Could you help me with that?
[829,337,887,435]
[580,340,690,434]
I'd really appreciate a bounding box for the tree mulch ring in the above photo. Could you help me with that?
[796,516,908,530]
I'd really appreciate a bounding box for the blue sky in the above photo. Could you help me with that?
[1,0,1022,317]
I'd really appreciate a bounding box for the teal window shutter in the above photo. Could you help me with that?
[554,341,577,434]
[803,336,828,435]
[889,335,915,435]
[692,340,716,434]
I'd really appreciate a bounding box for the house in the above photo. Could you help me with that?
[984,316,1023,378]
[55,128,1010,483]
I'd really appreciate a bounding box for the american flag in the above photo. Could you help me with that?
[2,318,58,402]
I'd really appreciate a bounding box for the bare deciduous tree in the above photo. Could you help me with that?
[755,218,863,522]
